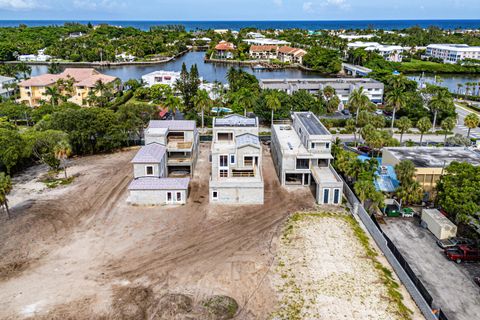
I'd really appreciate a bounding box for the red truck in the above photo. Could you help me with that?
[445,245,480,264]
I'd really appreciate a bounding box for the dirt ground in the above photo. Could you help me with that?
[269,212,424,320]
[0,143,316,319]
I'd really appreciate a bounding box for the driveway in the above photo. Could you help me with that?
[454,103,480,139]
[382,218,480,320]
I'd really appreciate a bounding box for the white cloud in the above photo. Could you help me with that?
[321,0,350,10]
[73,0,126,11]
[0,0,41,10]
[273,0,283,6]
[303,2,313,12]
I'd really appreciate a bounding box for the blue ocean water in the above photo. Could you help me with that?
[1,20,480,31]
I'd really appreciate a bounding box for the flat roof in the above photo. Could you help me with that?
[384,147,480,168]
[295,112,330,136]
[272,124,309,155]
[312,166,341,183]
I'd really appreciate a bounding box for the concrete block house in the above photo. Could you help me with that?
[271,112,343,205]
[209,115,264,204]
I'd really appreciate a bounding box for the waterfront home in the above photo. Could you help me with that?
[260,78,384,104]
[144,120,199,177]
[115,52,136,62]
[271,112,343,205]
[348,41,404,62]
[17,49,52,62]
[142,70,181,88]
[214,41,236,59]
[0,76,16,99]
[338,34,375,41]
[248,45,307,64]
[127,142,190,206]
[209,114,264,204]
[246,32,265,39]
[425,44,480,64]
[18,68,118,107]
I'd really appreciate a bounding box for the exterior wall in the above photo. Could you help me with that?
[236,145,261,168]
[316,183,344,205]
[209,185,264,204]
[129,189,188,205]
[133,160,167,179]
[145,133,168,145]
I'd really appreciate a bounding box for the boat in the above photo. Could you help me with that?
[252,64,267,71]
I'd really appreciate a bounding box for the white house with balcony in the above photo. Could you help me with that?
[209,115,264,204]
[271,112,343,205]
[141,71,181,88]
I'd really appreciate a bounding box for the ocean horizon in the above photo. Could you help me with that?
[1,19,480,31]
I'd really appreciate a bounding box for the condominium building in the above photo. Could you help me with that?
[243,38,290,46]
[259,78,384,104]
[18,68,118,107]
[249,45,307,64]
[425,44,480,64]
[271,112,343,205]
[0,76,16,99]
[209,115,264,204]
[144,120,199,177]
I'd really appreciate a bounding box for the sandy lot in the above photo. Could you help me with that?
[270,212,424,320]
[0,143,316,319]
[382,218,480,320]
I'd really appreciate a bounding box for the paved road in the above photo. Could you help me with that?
[454,103,480,139]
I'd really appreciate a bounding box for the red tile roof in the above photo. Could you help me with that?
[19,68,118,88]
[278,46,307,57]
[215,41,235,51]
[249,45,278,52]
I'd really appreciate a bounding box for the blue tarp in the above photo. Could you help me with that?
[357,155,400,192]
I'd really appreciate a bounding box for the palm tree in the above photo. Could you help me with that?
[235,87,258,116]
[47,62,61,74]
[17,62,32,79]
[396,116,412,144]
[385,88,407,129]
[193,89,211,132]
[54,140,72,179]
[396,182,423,205]
[457,83,464,95]
[348,87,370,126]
[394,160,416,185]
[164,95,182,120]
[0,172,12,219]
[464,113,480,138]
[354,179,376,206]
[428,89,452,132]
[44,85,61,107]
[441,117,456,143]
[417,117,432,146]
[265,90,282,126]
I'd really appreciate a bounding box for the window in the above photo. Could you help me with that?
[146,166,154,176]
[326,143,330,149]
[333,189,340,204]
[311,143,315,149]
[219,155,228,167]
[176,192,182,202]
[244,156,254,167]
[217,132,233,141]
[212,191,218,200]
[230,154,236,165]
[220,169,228,178]
[167,192,172,202]
[296,158,309,170]
[323,188,330,204]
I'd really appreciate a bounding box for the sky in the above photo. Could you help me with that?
[0,0,479,21]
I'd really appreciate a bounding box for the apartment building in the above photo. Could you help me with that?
[144,120,199,177]
[260,78,384,104]
[249,45,307,64]
[209,115,264,204]
[0,76,16,99]
[271,112,343,205]
[18,68,118,107]
[128,142,190,206]
[426,44,480,64]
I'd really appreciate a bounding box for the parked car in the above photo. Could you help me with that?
[375,109,383,115]
[445,245,480,263]
[341,109,351,116]
[357,145,372,154]
[437,237,475,250]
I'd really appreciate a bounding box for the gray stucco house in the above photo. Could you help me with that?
[209,115,264,204]
[271,112,343,205]
[127,123,194,206]
[144,120,199,177]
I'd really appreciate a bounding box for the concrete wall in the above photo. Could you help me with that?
[128,189,188,206]
[316,184,343,205]
[236,145,261,168]
[209,185,264,204]
[145,134,167,146]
